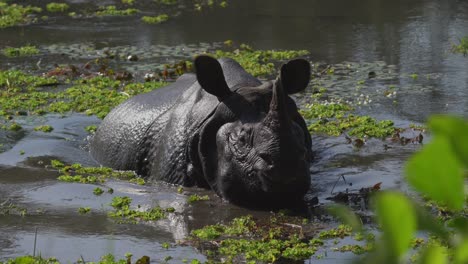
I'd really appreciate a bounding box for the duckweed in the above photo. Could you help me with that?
[108,196,170,223]
[141,14,169,24]
[34,125,53,132]
[0,2,42,28]
[46,3,70,13]
[2,45,39,57]
[95,6,139,16]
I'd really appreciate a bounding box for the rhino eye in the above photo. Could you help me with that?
[228,128,251,156]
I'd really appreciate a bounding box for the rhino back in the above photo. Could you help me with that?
[90,74,197,170]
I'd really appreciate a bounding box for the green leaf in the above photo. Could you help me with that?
[429,115,468,165]
[327,204,363,232]
[375,192,416,259]
[418,244,447,264]
[406,136,464,211]
[454,240,468,264]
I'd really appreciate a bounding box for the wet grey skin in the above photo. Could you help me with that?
[91,55,312,208]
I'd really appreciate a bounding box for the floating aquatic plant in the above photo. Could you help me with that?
[0,2,42,28]
[108,196,174,223]
[141,14,169,24]
[2,45,39,57]
[95,5,139,16]
[46,3,70,13]
[34,125,53,132]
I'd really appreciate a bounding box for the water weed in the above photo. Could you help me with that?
[95,6,139,16]
[0,2,42,28]
[108,196,173,223]
[46,3,70,13]
[2,45,39,57]
[141,14,169,24]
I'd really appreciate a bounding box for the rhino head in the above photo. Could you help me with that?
[192,55,312,208]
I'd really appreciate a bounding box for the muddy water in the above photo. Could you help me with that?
[1,0,468,262]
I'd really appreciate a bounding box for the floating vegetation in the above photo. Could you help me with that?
[122,0,136,5]
[451,36,468,56]
[300,96,396,138]
[93,187,104,196]
[46,3,70,13]
[109,196,174,223]
[0,254,160,264]
[187,194,209,203]
[34,125,53,132]
[208,43,309,77]
[141,14,169,24]
[1,122,22,131]
[0,256,59,264]
[85,125,98,133]
[0,200,27,216]
[78,207,91,214]
[0,68,166,120]
[155,0,178,5]
[0,2,42,28]
[95,6,139,16]
[52,160,139,184]
[187,215,360,263]
[2,45,39,57]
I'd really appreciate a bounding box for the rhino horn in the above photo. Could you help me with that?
[262,78,292,131]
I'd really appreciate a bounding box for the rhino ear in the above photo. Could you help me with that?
[279,59,310,94]
[195,55,232,101]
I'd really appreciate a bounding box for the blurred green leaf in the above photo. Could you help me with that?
[327,204,363,232]
[406,136,464,211]
[375,192,416,259]
[429,115,468,165]
[418,244,448,264]
[454,240,468,264]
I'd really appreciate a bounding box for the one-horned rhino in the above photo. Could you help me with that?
[90,55,312,208]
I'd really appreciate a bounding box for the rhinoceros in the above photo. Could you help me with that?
[90,55,312,208]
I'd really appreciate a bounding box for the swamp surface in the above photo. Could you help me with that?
[1,0,468,263]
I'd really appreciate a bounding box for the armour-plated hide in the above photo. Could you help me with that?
[90,56,312,208]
